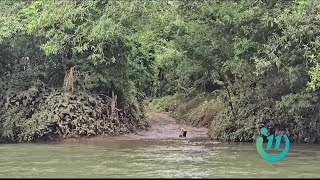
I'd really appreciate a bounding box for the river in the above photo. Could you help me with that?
[0,138,319,178]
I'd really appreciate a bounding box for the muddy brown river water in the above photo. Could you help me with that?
[0,138,320,178]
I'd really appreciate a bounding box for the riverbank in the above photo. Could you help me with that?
[146,93,320,143]
[62,111,210,144]
[146,94,222,140]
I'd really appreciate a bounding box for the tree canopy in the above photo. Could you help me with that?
[0,0,319,143]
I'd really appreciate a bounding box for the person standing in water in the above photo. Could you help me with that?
[179,127,187,137]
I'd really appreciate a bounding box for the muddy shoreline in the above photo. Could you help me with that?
[61,112,210,144]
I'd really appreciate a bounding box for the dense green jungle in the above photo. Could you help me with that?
[0,0,320,144]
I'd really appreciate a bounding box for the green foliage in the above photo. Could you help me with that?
[0,86,142,143]
[148,95,180,112]
[148,93,225,127]
[1,0,320,143]
[146,0,320,143]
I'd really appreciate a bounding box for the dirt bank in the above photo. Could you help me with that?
[62,112,209,144]
[128,112,209,139]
